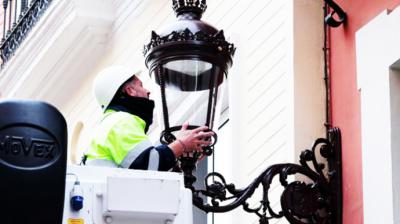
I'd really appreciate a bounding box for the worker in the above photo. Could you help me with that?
[84,66,213,171]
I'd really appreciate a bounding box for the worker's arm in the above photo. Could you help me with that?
[106,115,177,171]
[127,144,176,171]
[126,125,214,171]
[109,116,213,171]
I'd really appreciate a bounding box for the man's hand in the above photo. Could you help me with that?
[178,122,214,153]
[169,122,214,157]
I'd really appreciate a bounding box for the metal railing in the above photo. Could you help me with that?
[0,0,52,66]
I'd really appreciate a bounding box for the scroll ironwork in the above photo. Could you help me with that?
[182,128,342,224]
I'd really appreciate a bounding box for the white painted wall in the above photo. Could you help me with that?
[390,66,400,224]
[293,0,325,158]
[356,8,400,224]
[210,1,324,223]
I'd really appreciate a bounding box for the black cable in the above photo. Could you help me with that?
[323,2,331,137]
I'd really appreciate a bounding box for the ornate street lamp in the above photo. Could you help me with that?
[144,1,346,223]
[144,0,234,188]
[144,0,234,135]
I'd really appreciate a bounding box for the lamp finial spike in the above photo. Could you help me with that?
[172,0,207,18]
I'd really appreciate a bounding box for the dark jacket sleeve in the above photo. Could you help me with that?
[128,144,176,171]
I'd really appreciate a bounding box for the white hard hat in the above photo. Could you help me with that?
[93,66,142,111]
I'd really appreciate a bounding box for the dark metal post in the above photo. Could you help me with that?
[2,0,8,41]
[20,0,27,16]
[8,0,12,35]
[13,0,17,27]
[180,156,198,190]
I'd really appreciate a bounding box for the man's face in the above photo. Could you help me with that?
[124,76,150,99]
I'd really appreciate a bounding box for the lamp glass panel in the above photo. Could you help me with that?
[164,60,212,77]
[152,61,225,132]
[159,59,223,92]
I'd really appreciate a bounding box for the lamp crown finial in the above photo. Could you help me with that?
[172,0,207,18]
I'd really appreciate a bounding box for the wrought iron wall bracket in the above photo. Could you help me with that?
[180,127,342,224]
[324,0,347,27]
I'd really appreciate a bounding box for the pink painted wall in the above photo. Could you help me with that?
[329,1,400,223]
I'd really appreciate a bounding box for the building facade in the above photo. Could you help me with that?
[3,0,399,223]
[329,1,400,223]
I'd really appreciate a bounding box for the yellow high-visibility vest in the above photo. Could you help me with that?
[85,109,157,168]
